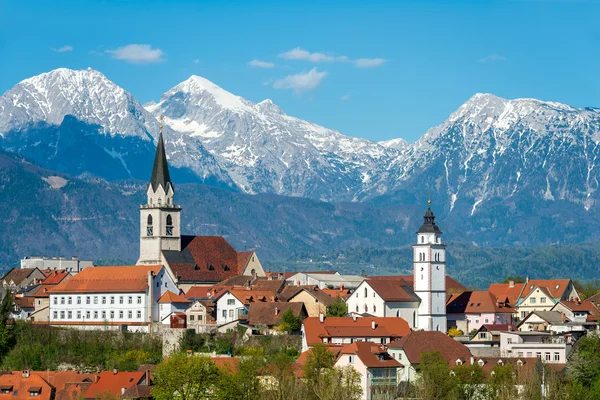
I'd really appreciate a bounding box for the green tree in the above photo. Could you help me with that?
[573,279,600,300]
[454,363,485,400]
[414,351,459,400]
[489,364,517,400]
[215,355,264,400]
[326,296,347,317]
[279,309,301,333]
[0,293,15,362]
[260,352,305,400]
[153,353,220,400]
[567,334,600,388]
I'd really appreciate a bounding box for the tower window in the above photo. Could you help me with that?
[421,236,424,243]
[166,214,173,236]
[147,215,153,237]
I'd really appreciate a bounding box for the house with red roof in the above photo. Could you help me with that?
[551,300,600,323]
[514,279,579,321]
[301,315,411,352]
[158,290,191,324]
[335,341,401,400]
[46,265,178,332]
[83,370,147,400]
[0,370,54,400]
[134,124,265,291]
[446,291,515,332]
[387,331,472,382]
[345,279,421,328]
[214,288,279,324]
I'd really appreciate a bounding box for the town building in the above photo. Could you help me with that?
[247,302,307,334]
[551,300,599,323]
[499,331,574,363]
[301,315,411,352]
[335,341,401,400]
[280,286,335,317]
[158,290,191,324]
[345,279,420,328]
[20,256,92,273]
[0,369,54,400]
[135,123,265,289]
[446,290,515,332]
[46,264,177,332]
[1,267,46,292]
[387,331,472,383]
[286,273,364,289]
[514,279,579,320]
[214,288,278,324]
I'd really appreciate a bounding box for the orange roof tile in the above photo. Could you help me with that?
[367,275,466,292]
[83,371,145,399]
[488,282,526,306]
[47,265,162,294]
[446,291,515,314]
[339,341,402,368]
[40,270,70,285]
[388,331,471,365]
[521,279,573,300]
[365,280,420,302]
[158,290,191,303]
[302,316,410,347]
[0,373,53,400]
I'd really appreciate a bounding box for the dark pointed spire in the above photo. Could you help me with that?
[149,116,173,192]
[417,198,442,234]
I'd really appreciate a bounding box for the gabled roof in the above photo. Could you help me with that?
[286,286,336,306]
[339,341,402,368]
[387,331,471,366]
[164,236,253,283]
[475,357,541,379]
[56,382,93,400]
[1,268,40,286]
[555,300,598,314]
[520,279,573,301]
[367,275,466,292]
[223,289,278,305]
[321,287,352,300]
[518,311,566,326]
[13,296,35,309]
[40,270,70,285]
[122,384,153,399]
[47,265,162,294]
[302,316,410,347]
[247,302,306,327]
[252,279,286,294]
[488,282,526,306]
[364,280,420,302]
[31,284,55,298]
[446,291,514,314]
[158,290,191,304]
[477,324,517,334]
[83,371,145,399]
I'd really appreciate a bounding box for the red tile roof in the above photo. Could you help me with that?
[83,371,145,399]
[365,280,420,302]
[446,291,514,314]
[40,270,70,285]
[367,275,466,292]
[31,285,55,298]
[302,316,410,347]
[0,372,53,400]
[521,279,573,300]
[387,331,471,365]
[321,288,352,300]
[47,265,162,294]
[13,296,35,309]
[247,302,306,327]
[488,282,526,306]
[158,290,191,304]
[339,341,402,368]
[56,382,93,400]
[165,236,254,283]
[225,289,279,305]
[1,268,41,286]
[210,357,241,374]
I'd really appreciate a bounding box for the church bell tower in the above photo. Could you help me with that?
[137,117,181,265]
[413,199,447,332]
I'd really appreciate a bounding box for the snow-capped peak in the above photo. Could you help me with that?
[256,99,284,115]
[166,75,253,112]
[379,137,409,150]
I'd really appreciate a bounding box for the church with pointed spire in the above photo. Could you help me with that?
[413,199,447,332]
[136,120,266,290]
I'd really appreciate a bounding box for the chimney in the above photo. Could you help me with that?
[371,320,376,330]
[93,375,99,383]
[340,284,344,291]
[113,368,118,375]
[509,281,514,288]
[121,388,126,395]
[526,277,529,283]
[353,314,357,322]
[319,313,324,323]
[22,369,30,378]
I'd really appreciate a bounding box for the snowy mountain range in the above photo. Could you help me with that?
[2,67,600,236]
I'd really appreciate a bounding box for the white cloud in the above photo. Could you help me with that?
[479,54,507,63]
[105,44,166,64]
[279,48,346,63]
[193,59,200,64]
[52,45,73,53]
[273,68,327,93]
[249,59,275,68]
[278,48,386,68]
[353,58,386,68]
[340,93,351,101]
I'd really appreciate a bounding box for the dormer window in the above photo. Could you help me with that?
[0,386,12,394]
[29,387,42,396]
[477,359,485,367]
[456,359,463,366]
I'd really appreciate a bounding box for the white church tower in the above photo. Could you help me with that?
[413,199,447,332]
[137,118,181,265]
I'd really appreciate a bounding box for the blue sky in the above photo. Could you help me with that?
[1,0,599,142]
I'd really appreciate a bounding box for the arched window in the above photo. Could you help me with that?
[166,214,173,236]
[146,215,153,237]
[158,197,162,205]
[356,305,359,312]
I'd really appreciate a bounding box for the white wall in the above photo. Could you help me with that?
[50,292,149,324]
[216,293,246,324]
[346,282,386,317]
